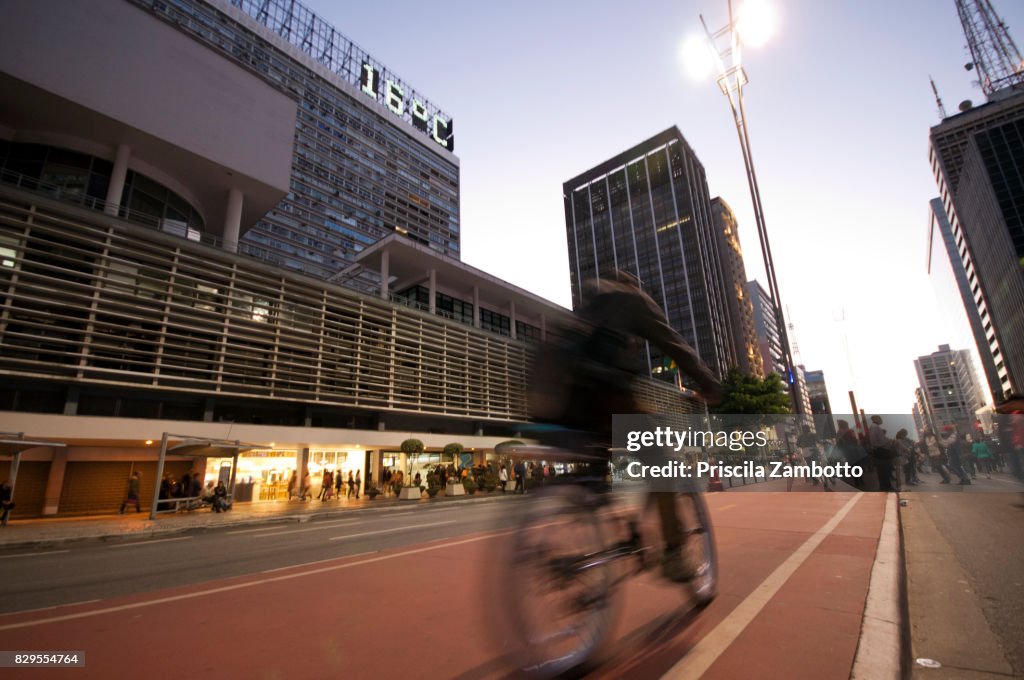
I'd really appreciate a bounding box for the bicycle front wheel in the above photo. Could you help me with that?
[680,492,717,606]
[503,484,618,678]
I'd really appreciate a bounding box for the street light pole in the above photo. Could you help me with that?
[699,0,802,414]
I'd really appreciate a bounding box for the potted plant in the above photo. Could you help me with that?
[462,475,478,495]
[365,482,380,500]
[443,443,466,496]
[483,465,498,493]
[399,439,425,500]
[426,472,441,498]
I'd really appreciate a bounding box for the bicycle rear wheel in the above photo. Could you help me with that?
[503,484,618,678]
[640,492,718,607]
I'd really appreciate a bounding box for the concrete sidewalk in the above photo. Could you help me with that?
[0,489,525,550]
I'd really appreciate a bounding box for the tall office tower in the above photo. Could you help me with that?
[710,198,763,378]
[748,280,787,379]
[803,368,835,437]
[562,127,730,382]
[2,0,460,286]
[914,344,986,428]
[927,198,998,402]
[804,369,832,415]
[929,89,1024,402]
[912,388,929,436]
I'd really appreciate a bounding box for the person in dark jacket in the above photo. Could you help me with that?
[527,270,723,582]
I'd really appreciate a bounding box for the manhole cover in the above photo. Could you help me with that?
[916,658,942,669]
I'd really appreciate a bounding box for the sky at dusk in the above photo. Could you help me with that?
[317,0,1024,416]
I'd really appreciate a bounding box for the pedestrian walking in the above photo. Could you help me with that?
[971,435,994,478]
[119,470,142,514]
[355,470,361,499]
[347,470,356,498]
[920,430,951,484]
[513,460,526,494]
[288,470,299,500]
[499,465,508,493]
[300,472,312,501]
[1,479,15,526]
[942,426,972,485]
[868,415,897,491]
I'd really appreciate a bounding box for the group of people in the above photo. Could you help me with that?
[117,470,231,513]
[824,414,1021,491]
[287,469,362,502]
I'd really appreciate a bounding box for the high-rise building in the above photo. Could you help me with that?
[928,90,1024,401]
[710,198,763,378]
[803,368,835,438]
[748,279,787,380]
[1,0,460,287]
[914,344,986,429]
[926,197,997,402]
[912,388,929,436]
[0,0,705,518]
[562,127,730,383]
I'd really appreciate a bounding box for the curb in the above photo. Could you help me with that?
[0,490,527,552]
[850,493,903,680]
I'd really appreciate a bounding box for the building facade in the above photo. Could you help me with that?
[748,279,786,379]
[1,0,460,288]
[926,197,998,403]
[710,198,763,378]
[562,127,730,383]
[928,90,1024,402]
[914,344,986,429]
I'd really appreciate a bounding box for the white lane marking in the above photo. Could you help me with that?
[328,519,457,541]
[261,551,378,574]
[0,526,520,630]
[0,550,70,559]
[661,493,865,680]
[227,526,302,535]
[988,476,1024,487]
[246,519,363,538]
[108,537,193,549]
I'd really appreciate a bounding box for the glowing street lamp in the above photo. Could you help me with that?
[684,0,802,414]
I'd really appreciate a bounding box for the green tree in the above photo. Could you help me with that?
[711,369,792,428]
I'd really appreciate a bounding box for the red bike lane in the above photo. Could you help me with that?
[0,491,886,680]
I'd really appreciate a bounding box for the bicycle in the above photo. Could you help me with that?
[499,444,718,678]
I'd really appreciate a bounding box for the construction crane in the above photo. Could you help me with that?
[955,0,1024,98]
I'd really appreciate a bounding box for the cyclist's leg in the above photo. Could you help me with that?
[654,491,694,582]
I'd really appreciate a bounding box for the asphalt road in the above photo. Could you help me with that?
[0,488,890,680]
[0,498,528,614]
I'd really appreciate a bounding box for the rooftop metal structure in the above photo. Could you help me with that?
[956,0,1024,98]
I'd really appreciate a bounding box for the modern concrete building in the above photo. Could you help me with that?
[928,89,1024,402]
[914,344,986,429]
[0,0,701,517]
[562,127,730,385]
[710,198,763,378]
[1,0,460,287]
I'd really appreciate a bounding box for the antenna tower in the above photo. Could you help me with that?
[955,0,1024,98]
[930,76,949,119]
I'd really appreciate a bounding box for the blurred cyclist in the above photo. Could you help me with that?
[529,269,723,582]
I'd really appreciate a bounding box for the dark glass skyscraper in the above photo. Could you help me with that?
[562,127,729,381]
[135,0,460,284]
[929,90,1024,400]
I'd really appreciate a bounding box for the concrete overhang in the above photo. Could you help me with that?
[0,73,287,241]
[355,234,571,323]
